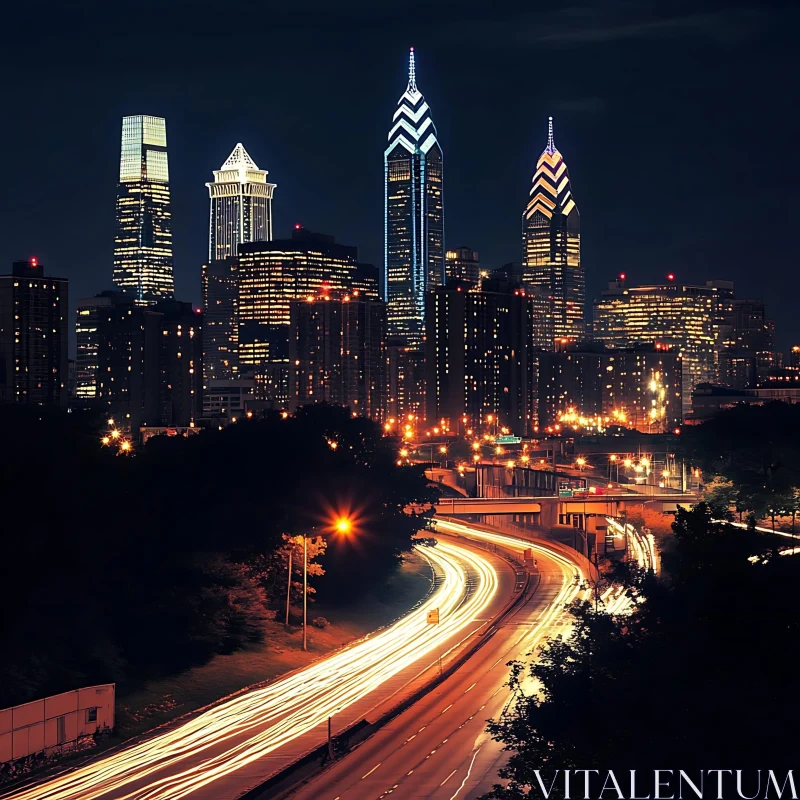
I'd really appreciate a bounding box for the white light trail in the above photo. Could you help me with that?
[3,541,499,800]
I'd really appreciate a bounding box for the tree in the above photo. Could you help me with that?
[482,505,800,797]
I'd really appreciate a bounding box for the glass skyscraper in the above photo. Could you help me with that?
[384,48,444,350]
[522,117,582,345]
[113,115,174,303]
[206,142,277,261]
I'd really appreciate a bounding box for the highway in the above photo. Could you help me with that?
[2,539,514,800]
[290,519,587,800]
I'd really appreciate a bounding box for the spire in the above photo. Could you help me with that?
[546,116,555,154]
[221,142,258,171]
[408,47,417,93]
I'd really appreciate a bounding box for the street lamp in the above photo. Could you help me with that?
[576,457,587,471]
[293,516,354,651]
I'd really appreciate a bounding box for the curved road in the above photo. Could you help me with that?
[290,519,586,800]
[2,540,515,800]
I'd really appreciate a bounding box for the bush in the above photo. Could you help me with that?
[311,616,329,629]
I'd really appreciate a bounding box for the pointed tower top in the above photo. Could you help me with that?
[546,117,556,155]
[408,47,417,93]
[221,142,258,171]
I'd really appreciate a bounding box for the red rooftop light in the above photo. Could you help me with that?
[30,257,38,267]
[619,272,626,280]
[667,273,675,282]
[294,223,302,230]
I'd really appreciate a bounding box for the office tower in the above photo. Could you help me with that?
[237,227,373,368]
[445,248,481,282]
[522,117,582,345]
[113,116,174,303]
[75,291,121,402]
[424,276,551,435]
[206,143,276,261]
[593,277,716,418]
[716,296,776,389]
[96,299,202,432]
[289,292,386,420]
[538,343,683,433]
[386,339,425,422]
[203,377,255,423]
[202,257,239,382]
[384,48,444,349]
[0,259,68,407]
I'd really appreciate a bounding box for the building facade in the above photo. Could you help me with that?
[289,293,386,420]
[113,115,174,304]
[716,297,776,389]
[75,291,121,403]
[538,343,683,432]
[593,278,716,418]
[201,257,239,382]
[384,48,444,350]
[424,277,551,435]
[206,143,276,262]
[445,247,481,282]
[522,117,582,345]
[237,227,377,368]
[386,338,425,423]
[96,299,202,433]
[0,260,68,407]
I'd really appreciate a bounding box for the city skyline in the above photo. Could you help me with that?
[5,2,795,352]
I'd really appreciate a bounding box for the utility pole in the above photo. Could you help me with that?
[302,534,308,651]
[285,544,293,626]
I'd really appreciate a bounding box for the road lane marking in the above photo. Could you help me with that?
[465,682,477,692]
[361,763,381,779]
[449,748,482,800]
[406,734,416,742]
[441,703,453,714]
[441,769,458,786]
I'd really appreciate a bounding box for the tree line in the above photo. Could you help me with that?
[0,405,436,709]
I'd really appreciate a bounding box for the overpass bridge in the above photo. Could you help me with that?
[435,492,696,528]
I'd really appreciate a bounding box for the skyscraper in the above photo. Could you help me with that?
[593,277,717,418]
[424,276,551,435]
[522,117,582,344]
[201,257,239,382]
[384,48,444,349]
[113,115,174,303]
[206,143,276,261]
[445,247,481,282]
[237,227,378,368]
[0,259,68,407]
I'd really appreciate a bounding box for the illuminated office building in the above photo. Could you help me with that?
[289,292,386,420]
[206,143,276,261]
[593,277,716,418]
[538,343,683,433]
[201,257,239,382]
[237,227,377,368]
[445,248,481,282]
[522,117,582,345]
[386,339,425,422]
[424,276,551,435]
[0,259,68,407]
[75,291,120,403]
[113,115,174,303]
[384,48,444,349]
[716,296,776,389]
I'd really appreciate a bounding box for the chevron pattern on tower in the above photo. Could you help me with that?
[525,117,576,223]
[386,48,439,156]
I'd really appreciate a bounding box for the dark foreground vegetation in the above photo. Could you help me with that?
[0,405,436,708]
[484,503,800,798]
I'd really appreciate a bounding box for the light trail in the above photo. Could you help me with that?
[3,541,499,800]
[604,516,656,572]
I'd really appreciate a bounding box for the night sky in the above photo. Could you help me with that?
[3,0,798,353]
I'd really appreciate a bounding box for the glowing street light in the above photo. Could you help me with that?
[439,445,447,454]
[472,441,480,451]
[120,440,132,453]
[473,454,480,463]
[624,458,633,468]
[111,428,121,440]
[101,436,110,446]
[335,517,352,535]
[400,448,409,458]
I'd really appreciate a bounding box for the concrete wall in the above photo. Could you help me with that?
[0,684,114,764]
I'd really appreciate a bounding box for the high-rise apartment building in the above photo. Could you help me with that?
[289,292,386,420]
[538,343,683,433]
[75,291,120,403]
[0,260,68,407]
[716,296,776,389]
[96,299,202,432]
[113,115,174,303]
[445,248,481,283]
[522,117,582,344]
[237,227,378,368]
[592,277,716,418]
[206,143,276,261]
[201,257,239,382]
[424,276,551,435]
[384,48,444,349]
[386,339,425,423]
